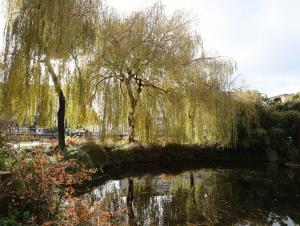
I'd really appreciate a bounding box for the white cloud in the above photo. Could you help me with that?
[247,73,300,96]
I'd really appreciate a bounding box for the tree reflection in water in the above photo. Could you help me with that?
[82,166,300,225]
[127,178,137,226]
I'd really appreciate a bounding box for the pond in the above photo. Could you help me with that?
[80,165,300,225]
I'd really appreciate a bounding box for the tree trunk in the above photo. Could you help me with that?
[189,172,195,188]
[189,172,197,206]
[44,58,66,150]
[125,79,141,143]
[128,107,136,143]
[58,90,66,150]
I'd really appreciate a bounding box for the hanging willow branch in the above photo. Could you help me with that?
[87,3,258,145]
[0,1,257,147]
[1,0,101,149]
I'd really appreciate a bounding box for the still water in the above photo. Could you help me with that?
[81,166,300,225]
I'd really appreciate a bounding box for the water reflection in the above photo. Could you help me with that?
[81,166,300,225]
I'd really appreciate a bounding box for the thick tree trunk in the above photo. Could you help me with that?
[125,73,143,143]
[44,58,66,150]
[58,91,66,150]
[125,80,140,143]
[128,108,136,143]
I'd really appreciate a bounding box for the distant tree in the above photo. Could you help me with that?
[89,3,256,144]
[2,0,100,149]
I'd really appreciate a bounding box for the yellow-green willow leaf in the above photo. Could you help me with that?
[89,3,257,145]
[1,0,100,130]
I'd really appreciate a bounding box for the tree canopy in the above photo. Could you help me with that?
[0,1,257,146]
[1,0,100,148]
[86,4,257,144]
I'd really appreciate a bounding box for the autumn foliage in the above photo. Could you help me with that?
[1,145,96,225]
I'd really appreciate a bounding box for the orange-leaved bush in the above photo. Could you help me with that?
[5,145,96,225]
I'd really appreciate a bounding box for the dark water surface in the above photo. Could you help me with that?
[81,165,300,225]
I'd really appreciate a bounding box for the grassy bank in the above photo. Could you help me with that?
[67,142,267,172]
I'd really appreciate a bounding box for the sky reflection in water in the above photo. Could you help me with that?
[81,166,300,225]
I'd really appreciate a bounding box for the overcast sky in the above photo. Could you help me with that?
[1,0,300,96]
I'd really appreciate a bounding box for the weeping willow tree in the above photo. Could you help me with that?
[1,0,100,149]
[1,1,257,146]
[87,3,257,145]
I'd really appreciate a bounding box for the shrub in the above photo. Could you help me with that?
[1,146,96,225]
